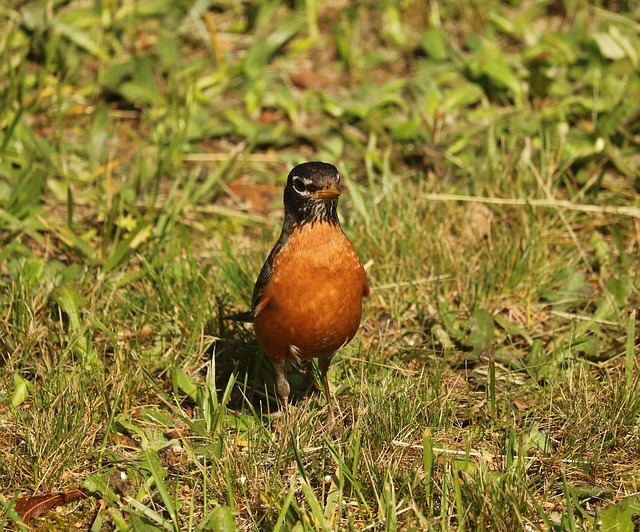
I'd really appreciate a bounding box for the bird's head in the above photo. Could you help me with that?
[283,162,342,226]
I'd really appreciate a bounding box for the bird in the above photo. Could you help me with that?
[229,161,370,425]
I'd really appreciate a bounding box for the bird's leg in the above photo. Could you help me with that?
[273,360,290,418]
[318,356,336,428]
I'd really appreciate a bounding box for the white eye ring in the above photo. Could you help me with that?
[292,177,307,193]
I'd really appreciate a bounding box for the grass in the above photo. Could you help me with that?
[1,0,639,529]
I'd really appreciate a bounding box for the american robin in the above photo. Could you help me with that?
[230,162,370,424]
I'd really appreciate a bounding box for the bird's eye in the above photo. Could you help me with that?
[293,178,307,193]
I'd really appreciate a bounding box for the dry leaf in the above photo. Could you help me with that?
[15,489,86,524]
[290,70,332,90]
[228,179,280,213]
[464,202,494,241]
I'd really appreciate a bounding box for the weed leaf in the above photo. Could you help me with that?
[464,309,495,352]
[244,16,303,79]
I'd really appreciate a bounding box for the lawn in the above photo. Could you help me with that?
[1,0,639,529]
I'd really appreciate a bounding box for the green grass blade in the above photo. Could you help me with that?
[300,480,331,532]
[143,448,179,531]
[625,309,636,391]
[423,429,434,516]
[272,485,296,532]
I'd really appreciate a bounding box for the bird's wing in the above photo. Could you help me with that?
[226,226,291,322]
[250,235,285,317]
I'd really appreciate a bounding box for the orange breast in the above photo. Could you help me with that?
[254,223,369,364]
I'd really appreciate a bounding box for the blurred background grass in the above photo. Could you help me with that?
[1,0,639,529]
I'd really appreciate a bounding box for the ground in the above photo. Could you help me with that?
[1,0,639,530]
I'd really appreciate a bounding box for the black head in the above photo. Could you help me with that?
[283,162,341,227]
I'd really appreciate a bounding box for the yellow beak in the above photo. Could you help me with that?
[313,184,341,199]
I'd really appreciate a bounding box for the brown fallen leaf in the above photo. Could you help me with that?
[290,70,333,90]
[15,489,86,524]
[227,178,280,213]
[463,202,494,241]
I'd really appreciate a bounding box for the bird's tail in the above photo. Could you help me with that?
[222,310,254,323]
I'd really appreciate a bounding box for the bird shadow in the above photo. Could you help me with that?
[210,312,319,416]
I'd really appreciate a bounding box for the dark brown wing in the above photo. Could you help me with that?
[250,229,290,314]
[225,227,291,323]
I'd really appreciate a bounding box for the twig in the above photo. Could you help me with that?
[549,310,622,327]
[422,193,640,219]
[392,440,496,460]
[183,153,280,163]
[372,275,451,291]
